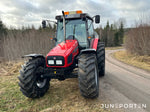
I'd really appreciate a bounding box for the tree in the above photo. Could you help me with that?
[119,21,124,45]
[0,20,7,57]
[114,32,119,46]
[103,21,110,46]
[0,20,7,37]
[110,24,113,31]
[95,18,125,47]
[38,25,42,30]
[106,21,110,29]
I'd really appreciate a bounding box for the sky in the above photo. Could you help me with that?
[0,0,150,29]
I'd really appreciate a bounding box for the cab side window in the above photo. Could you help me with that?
[88,19,94,38]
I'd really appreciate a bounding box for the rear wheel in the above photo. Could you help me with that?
[97,42,105,76]
[18,57,50,98]
[78,53,99,98]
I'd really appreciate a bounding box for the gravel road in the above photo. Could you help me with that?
[99,49,150,112]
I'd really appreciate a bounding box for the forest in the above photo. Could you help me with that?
[0,18,150,61]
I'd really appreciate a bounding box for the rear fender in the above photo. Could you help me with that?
[22,54,45,59]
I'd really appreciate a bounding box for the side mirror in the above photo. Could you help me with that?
[42,20,46,28]
[50,37,57,41]
[95,15,100,24]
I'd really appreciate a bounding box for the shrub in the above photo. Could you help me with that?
[2,29,55,61]
[125,24,150,55]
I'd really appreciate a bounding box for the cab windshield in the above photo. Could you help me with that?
[56,19,87,47]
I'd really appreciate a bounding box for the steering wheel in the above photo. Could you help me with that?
[66,35,83,50]
[66,35,75,40]
[66,35,79,41]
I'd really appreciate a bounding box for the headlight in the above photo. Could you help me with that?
[47,56,64,66]
[56,60,62,65]
[48,60,54,64]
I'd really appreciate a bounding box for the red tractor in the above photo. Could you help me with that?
[18,10,105,99]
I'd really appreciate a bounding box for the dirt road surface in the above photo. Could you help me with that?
[99,49,150,112]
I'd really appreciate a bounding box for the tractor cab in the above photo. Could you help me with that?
[42,10,100,50]
[55,10,100,50]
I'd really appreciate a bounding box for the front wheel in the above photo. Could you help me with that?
[78,53,99,98]
[18,57,50,98]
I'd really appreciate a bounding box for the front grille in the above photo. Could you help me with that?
[47,56,65,66]
[67,53,72,64]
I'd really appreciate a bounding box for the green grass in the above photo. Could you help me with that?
[0,62,108,112]
[0,74,76,112]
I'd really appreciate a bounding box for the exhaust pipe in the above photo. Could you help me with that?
[62,11,66,43]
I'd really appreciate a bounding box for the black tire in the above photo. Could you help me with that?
[97,42,105,76]
[78,53,99,98]
[18,57,50,98]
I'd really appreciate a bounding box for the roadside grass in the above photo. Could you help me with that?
[105,46,123,50]
[0,61,108,112]
[113,50,150,71]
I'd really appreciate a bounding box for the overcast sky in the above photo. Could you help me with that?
[0,0,150,29]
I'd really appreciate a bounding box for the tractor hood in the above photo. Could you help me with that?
[47,40,78,56]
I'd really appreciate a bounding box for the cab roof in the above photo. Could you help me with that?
[55,12,93,21]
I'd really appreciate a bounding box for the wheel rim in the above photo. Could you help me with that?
[36,79,47,88]
[95,66,98,86]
